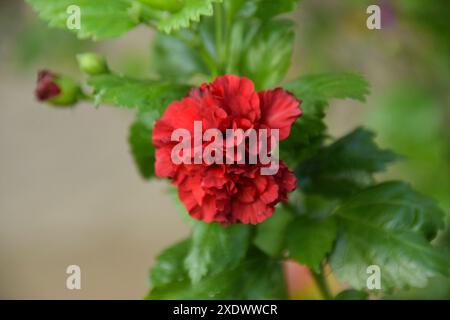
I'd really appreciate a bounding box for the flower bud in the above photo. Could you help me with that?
[35,70,81,107]
[77,52,109,75]
[138,0,185,13]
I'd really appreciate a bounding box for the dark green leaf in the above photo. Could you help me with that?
[149,238,190,288]
[279,113,327,167]
[287,215,337,272]
[335,181,445,239]
[254,0,301,20]
[148,247,287,299]
[330,181,449,290]
[184,222,251,283]
[298,127,398,197]
[128,120,155,179]
[335,289,368,300]
[254,206,294,257]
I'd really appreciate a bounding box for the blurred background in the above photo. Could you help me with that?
[0,0,449,299]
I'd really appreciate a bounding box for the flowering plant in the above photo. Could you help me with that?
[28,0,449,299]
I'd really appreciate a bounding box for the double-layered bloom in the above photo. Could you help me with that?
[153,75,302,224]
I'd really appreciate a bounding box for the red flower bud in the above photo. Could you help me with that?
[35,70,81,106]
[35,70,61,101]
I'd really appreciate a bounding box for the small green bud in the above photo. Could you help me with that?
[77,52,109,75]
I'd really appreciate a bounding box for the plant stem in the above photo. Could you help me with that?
[214,2,225,73]
[310,267,333,300]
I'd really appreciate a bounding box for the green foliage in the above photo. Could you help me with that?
[254,0,301,20]
[287,215,337,273]
[157,0,223,34]
[281,73,370,167]
[149,239,190,288]
[148,244,286,299]
[87,73,189,179]
[224,0,301,20]
[298,127,399,197]
[128,120,155,179]
[240,20,294,90]
[254,206,294,257]
[88,74,190,112]
[26,0,141,40]
[330,181,449,291]
[335,289,368,300]
[284,72,370,114]
[28,0,450,300]
[184,222,251,283]
[152,33,209,81]
[223,18,294,89]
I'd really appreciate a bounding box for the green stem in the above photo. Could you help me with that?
[310,267,333,300]
[214,2,225,74]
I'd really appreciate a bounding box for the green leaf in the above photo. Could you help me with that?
[330,181,449,291]
[148,247,286,299]
[281,73,370,168]
[336,181,445,239]
[286,215,337,272]
[152,33,209,81]
[128,120,155,179]
[184,222,251,283]
[254,206,294,257]
[27,0,141,40]
[284,72,370,114]
[279,113,327,167]
[241,20,294,90]
[298,127,398,197]
[254,0,301,20]
[335,289,368,300]
[88,74,189,113]
[157,0,222,34]
[223,0,300,20]
[149,238,191,288]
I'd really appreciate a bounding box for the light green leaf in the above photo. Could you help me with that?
[286,215,337,272]
[184,222,251,283]
[284,72,370,114]
[254,206,294,257]
[157,0,222,34]
[26,0,141,40]
[330,181,449,291]
[88,74,189,113]
[298,127,398,197]
[128,120,155,179]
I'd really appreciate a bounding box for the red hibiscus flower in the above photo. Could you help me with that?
[153,75,302,224]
